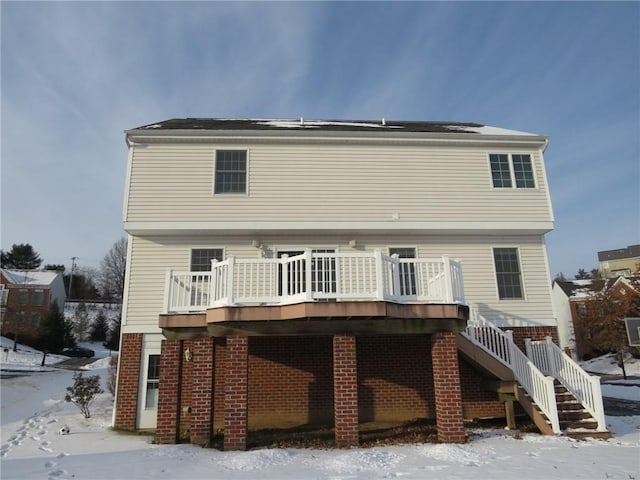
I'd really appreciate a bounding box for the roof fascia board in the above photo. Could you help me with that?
[125,129,548,148]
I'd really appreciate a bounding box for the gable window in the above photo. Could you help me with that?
[214,150,247,194]
[191,248,224,272]
[493,247,524,299]
[489,153,535,189]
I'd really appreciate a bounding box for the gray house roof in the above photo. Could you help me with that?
[598,244,640,262]
[129,118,540,137]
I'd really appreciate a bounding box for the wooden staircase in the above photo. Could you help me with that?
[553,381,609,439]
[458,313,611,439]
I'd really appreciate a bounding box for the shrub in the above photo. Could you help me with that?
[65,372,104,418]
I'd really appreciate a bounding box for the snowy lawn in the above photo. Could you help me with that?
[1,340,639,480]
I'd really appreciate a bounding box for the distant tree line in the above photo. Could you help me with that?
[554,267,601,283]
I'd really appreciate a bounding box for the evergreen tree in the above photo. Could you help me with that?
[90,310,109,342]
[73,302,91,342]
[1,243,42,269]
[103,314,121,351]
[575,268,591,280]
[64,270,100,300]
[38,303,75,352]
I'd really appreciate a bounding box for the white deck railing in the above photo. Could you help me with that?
[463,311,561,433]
[164,250,464,313]
[526,337,606,431]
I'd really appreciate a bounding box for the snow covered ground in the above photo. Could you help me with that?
[1,339,639,480]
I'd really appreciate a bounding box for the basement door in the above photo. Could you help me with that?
[137,334,162,429]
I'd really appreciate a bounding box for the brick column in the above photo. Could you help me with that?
[191,337,214,446]
[114,333,143,430]
[155,339,182,444]
[431,332,465,443]
[224,336,248,451]
[333,334,359,447]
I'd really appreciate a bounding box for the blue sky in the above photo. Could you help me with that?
[1,2,638,278]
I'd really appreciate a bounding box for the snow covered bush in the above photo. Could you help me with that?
[65,372,104,418]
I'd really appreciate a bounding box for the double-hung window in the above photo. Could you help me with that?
[489,153,535,188]
[214,150,247,194]
[493,248,524,300]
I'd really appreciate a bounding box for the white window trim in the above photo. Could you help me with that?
[487,152,537,190]
[491,245,527,301]
[212,148,250,196]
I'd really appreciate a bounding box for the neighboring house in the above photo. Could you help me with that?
[553,277,640,359]
[0,269,66,344]
[598,244,640,278]
[114,118,609,450]
[552,279,603,359]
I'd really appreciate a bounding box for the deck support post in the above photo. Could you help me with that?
[190,337,214,446]
[333,334,359,447]
[224,336,248,451]
[431,332,465,443]
[500,393,517,430]
[156,339,182,444]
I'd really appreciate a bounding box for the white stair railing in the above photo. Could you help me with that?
[526,337,606,431]
[463,310,561,433]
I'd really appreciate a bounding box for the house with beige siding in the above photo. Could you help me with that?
[114,118,608,449]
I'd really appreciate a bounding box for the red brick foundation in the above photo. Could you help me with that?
[333,334,359,447]
[113,333,143,430]
[224,336,248,451]
[155,339,182,444]
[136,326,561,447]
[431,332,465,443]
[249,336,333,428]
[358,335,434,422]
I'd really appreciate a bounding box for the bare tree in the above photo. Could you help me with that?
[97,238,127,301]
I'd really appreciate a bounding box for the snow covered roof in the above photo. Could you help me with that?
[1,269,61,287]
[555,277,639,299]
[555,279,605,299]
[130,118,540,137]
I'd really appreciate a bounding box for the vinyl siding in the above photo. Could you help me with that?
[122,233,555,331]
[125,143,552,225]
